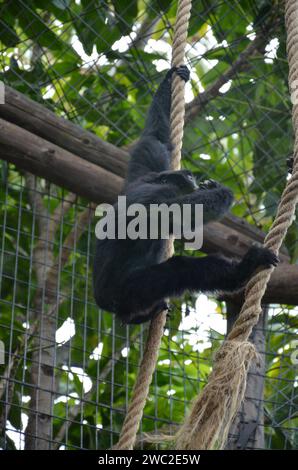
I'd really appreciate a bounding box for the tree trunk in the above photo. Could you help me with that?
[226,301,267,449]
[25,300,57,449]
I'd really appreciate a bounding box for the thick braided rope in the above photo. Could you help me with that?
[175,0,298,450]
[170,0,192,171]
[113,0,192,450]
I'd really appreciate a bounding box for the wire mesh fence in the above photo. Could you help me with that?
[0,0,297,450]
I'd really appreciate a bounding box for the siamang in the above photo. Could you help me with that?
[93,65,278,324]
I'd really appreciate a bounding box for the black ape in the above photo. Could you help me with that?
[93,66,278,324]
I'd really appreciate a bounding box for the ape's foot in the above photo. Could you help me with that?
[165,303,173,319]
[243,245,279,270]
[287,156,294,174]
[253,245,279,268]
[151,300,170,315]
[226,245,280,293]
[175,65,190,82]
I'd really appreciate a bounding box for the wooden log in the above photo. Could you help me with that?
[0,85,129,178]
[222,264,298,306]
[203,219,289,263]
[0,118,122,204]
[222,213,266,245]
[263,263,298,304]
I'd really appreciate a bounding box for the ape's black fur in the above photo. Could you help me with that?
[93,66,278,324]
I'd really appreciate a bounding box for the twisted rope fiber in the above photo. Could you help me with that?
[170,0,192,171]
[113,0,192,450]
[174,0,298,450]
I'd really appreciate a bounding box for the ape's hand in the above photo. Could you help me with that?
[165,65,190,83]
[198,179,221,190]
[175,65,190,82]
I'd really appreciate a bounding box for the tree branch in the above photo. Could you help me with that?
[0,118,122,204]
[53,326,146,448]
[185,31,268,123]
[44,203,96,303]
[23,176,95,449]
[48,193,78,242]
[0,87,128,177]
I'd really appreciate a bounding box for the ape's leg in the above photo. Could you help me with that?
[123,300,169,325]
[118,246,278,323]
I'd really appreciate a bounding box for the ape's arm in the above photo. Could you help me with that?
[143,65,189,143]
[124,180,234,232]
[126,66,190,183]
[118,246,279,323]
[142,67,175,144]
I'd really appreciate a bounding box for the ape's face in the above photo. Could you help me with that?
[146,169,198,194]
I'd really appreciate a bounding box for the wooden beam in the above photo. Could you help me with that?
[263,264,298,304]
[0,85,129,178]
[202,219,289,263]
[0,118,122,204]
[222,213,267,245]
[223,264,298,306]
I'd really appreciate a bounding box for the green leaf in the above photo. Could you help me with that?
[0,19,20,47]
[74,1,122,55]
[111,0,138,34]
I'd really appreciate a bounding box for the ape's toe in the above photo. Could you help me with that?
[249,245,280,269]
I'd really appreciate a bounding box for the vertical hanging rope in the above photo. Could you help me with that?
[113,0,192,450]
[170,0,192,171]
[175,0,298,450]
